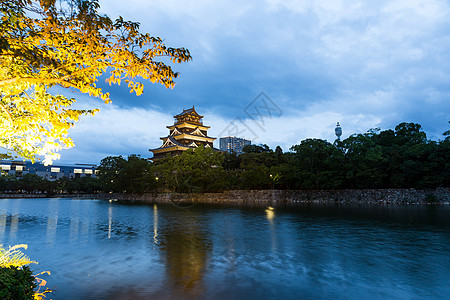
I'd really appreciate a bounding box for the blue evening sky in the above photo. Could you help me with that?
[58,0,450,164]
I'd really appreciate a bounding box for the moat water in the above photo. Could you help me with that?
[0,198,449,299]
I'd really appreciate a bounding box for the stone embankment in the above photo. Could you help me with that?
[0,193,99,199]
[103,188,450,206]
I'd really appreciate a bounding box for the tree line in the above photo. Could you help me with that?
[0,174,100,194]
[1,122,448,194]
[96,122,449,193]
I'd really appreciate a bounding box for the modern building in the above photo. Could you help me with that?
[219,136,251,154]
[150,106,217,160]
[0,160,97,180]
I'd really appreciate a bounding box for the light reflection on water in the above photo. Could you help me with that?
[153,203,158,246]
[0,198,448,299]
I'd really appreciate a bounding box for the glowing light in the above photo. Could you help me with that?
[265,206,275,222]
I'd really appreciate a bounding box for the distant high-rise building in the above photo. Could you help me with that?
[335,122,342,140]
[219,136,251,154]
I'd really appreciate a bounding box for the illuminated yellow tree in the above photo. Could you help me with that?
[0,0,191,164]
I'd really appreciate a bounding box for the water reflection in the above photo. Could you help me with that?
[265,206,277,253]
[0,209,6,240]
[9,199,21,240]
[160,207,212,297]
[70,201,80,241]
[108,204,113,239]
[265,206,275,223]
[10,214,19,239]
[0,199,448,299]
[46,199,59,244]
[153,204,158,246]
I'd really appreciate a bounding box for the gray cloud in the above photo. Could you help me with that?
[53,0,450,163]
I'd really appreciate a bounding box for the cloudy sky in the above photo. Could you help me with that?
[58,0,450,164]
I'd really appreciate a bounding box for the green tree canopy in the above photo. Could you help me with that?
[290,138,344,189]
[243,144,272,153]
[155,147,227,193]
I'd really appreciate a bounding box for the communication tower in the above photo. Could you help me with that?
[335,122,342,141]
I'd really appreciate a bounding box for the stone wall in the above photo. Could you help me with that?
[103,188,450,206]
[0,193,99,199]
[2,189,448,206]
[0,193,48,198]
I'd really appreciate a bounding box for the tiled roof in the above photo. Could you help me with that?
[179,132,215,139]
[173,106,203,118]
[166,127,215,140]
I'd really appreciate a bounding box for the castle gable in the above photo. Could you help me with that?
[189,127,206,137]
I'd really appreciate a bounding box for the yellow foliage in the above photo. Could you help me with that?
[0,244,36,268]
[0,244,52,299]
[33,271,52,300]
[0,0,191,164]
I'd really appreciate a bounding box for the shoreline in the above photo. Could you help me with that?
[103,188,450,206]
[1,188,449,206]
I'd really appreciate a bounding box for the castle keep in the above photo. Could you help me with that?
[150,106,216,160]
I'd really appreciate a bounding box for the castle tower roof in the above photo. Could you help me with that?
[174,106,203,118]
